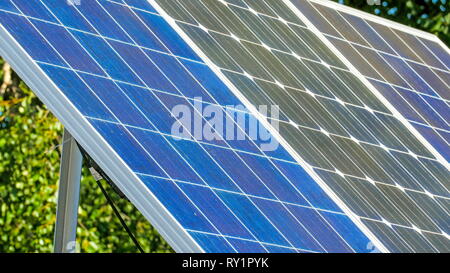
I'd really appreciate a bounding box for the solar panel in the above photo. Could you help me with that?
[294,0,450,163]
[0,0,448,253]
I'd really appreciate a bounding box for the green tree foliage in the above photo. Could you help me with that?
[334,0,450,46]
[0,58,172,253]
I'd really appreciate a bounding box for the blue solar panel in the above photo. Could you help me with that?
[0,0,381,253]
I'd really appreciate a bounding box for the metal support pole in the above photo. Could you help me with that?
[53,129,83,253]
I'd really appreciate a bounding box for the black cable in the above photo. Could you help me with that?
[95,178,145,254]
[77,144,145,253]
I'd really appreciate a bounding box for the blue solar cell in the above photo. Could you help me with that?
[419,38,450,70]
[286,204,353,253]
[320,211,373,253]
[40,0,95,32]
[215,191,290,246]
[91,120,168,176]
[32,19,105,75]
[144,50,214,102]
[413,124,450,162]
[71,30,143,84]
[293,0,342,38]
[39,64,113,120]
[79,73,153,129]
[407,61,450,101]
[100,0,166,51]
[265,245,298,253]
[395,87,449,130]
[251,198,324,252]
[178,183,256,240]
[108,41,177,93]
[259,143,296,164]
[421,96,450,127]
[273,160,342,212]
[152,91,263,153]
[226,238,267,253]
[0,13,66,65]
[130,129,207,184]
[370,80,426,124]
[203,147,275,199]
[338,12,394,54]
[141,175,218,233]
[179,60,242,106]
[0,0,19,13]
[239,154,309,205]
[166,138,242,192]
[435,70,450,87]
[381,53,438,97]
[121,83,177,126]
[135,10,201,61]
[11,0,58,22]
[75,0,134,42]
[438,130,449,146]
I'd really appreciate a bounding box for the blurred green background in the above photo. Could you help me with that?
[0,1,448,253]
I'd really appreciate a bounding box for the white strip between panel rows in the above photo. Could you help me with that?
[147,0,389,253]
[285,0,449,169]
[0,23,203,253]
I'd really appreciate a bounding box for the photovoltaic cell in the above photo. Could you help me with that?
[0,0,448,253]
